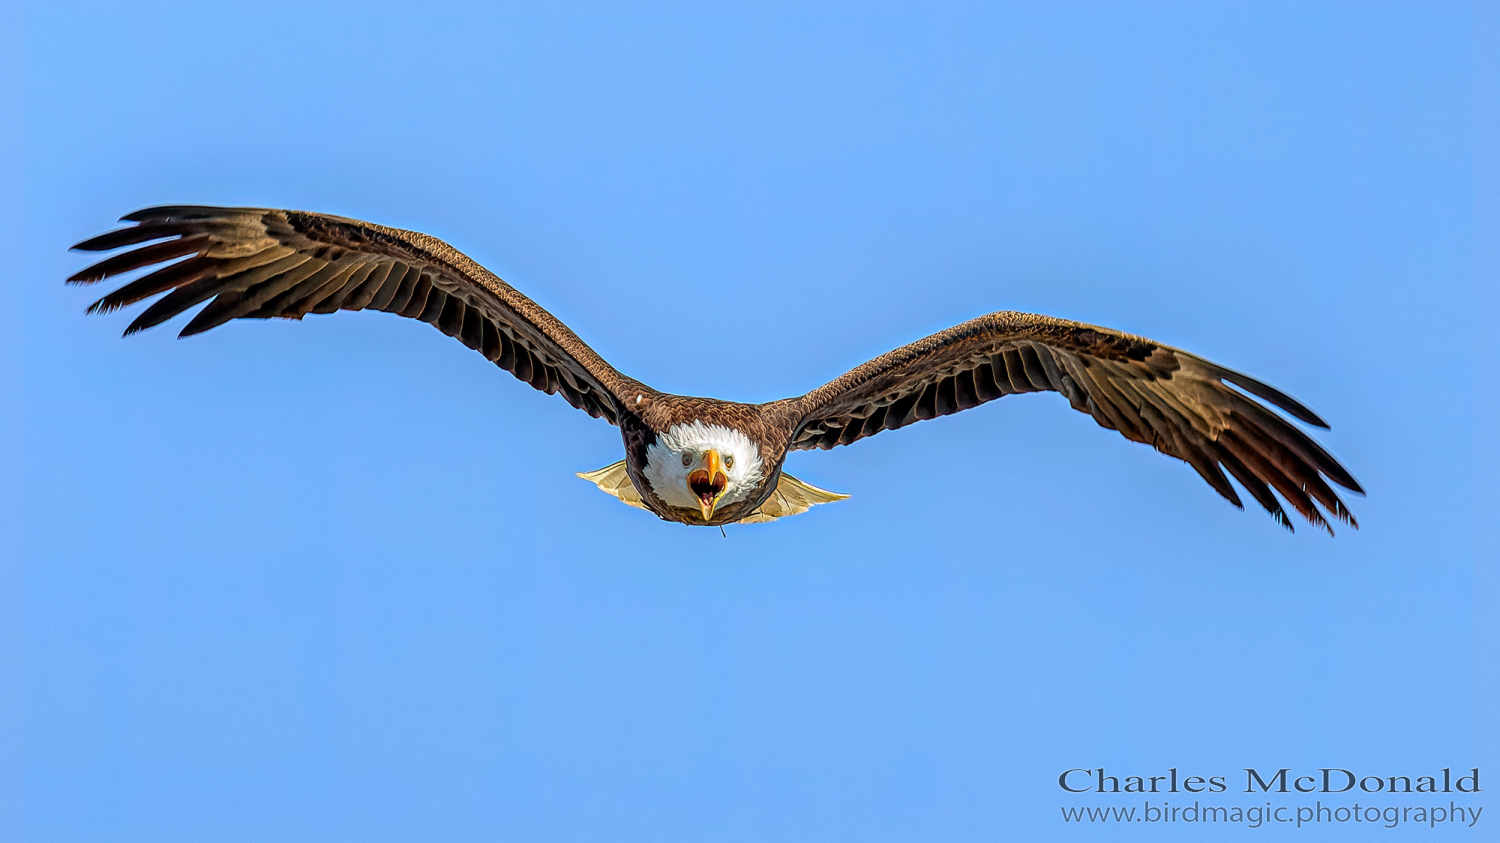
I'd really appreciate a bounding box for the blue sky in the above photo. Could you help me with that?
[8,2,1491,840]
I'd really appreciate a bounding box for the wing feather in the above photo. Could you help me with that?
[777,311,1361,532]
[71,206,655,423]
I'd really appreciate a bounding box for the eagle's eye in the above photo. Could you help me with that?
[681,453,692,468]
[724,455,735,469]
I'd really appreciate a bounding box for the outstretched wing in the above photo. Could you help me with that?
[778,311,1362,533]
[70,205,651,423]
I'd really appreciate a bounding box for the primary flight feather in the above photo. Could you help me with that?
[70,205,1363,532]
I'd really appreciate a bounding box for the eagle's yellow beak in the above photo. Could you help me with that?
[688,449,729,520]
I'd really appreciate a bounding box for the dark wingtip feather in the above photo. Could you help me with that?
[121,206,190,223]
[67,236,209,286]
[86,296,122,316]
[123,309,166,336]
[1324,494,1360,530]
[72,228,156,253]
[1212,364,1330,429]
[70,234,115,253]
[176,292,247,337]
[72,222,197,253]
[120,205,261,223]
[118,280,218,337]
[1272,509,1295,534]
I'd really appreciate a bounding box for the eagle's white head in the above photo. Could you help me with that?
[642,421,765,521]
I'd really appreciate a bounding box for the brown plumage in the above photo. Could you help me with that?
[70,205,1363,532]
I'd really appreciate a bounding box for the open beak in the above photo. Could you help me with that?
[687,449,729,521]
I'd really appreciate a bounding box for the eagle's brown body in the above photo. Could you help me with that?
[70,206,1363,532]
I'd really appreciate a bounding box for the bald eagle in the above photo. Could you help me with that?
[70,206,1362,532]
